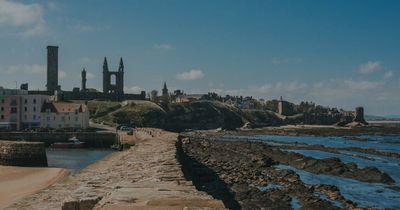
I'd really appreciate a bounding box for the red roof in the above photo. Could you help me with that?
[41,102,87,113]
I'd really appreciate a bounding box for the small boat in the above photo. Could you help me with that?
[50,136,86,149]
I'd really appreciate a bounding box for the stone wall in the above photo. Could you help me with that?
[0,141,47,167]
[0,132,117,148]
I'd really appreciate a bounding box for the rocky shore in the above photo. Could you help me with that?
[178,131,397,210]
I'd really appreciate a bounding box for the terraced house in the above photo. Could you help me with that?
[40,101,89,129]
[0,87,48,130]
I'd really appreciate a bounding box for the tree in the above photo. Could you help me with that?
[150,90,159,103]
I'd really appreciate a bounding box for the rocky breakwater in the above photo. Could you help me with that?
[178,134,396,209]
[7,129,226,210]
[0,140,47,167]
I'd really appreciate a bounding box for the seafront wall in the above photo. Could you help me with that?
[0,141,47,167]
[0,132,116,148]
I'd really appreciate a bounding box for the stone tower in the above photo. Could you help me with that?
[118,57,124,94]
[46,46,60,93]
[278,96,291,116]
[162,82,169,103]
[102,57,109,93]
[354,106,366,123]
[162,82,168,97]
[81,68,87,92]
[102,57,124,97]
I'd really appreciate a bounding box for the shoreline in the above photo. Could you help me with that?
[179,129,400,209]
[2,126,399,209]
[0,166,69,209]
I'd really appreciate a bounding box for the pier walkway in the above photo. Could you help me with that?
[7,129,226,210]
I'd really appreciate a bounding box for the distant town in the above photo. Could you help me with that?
[0,45,367,131]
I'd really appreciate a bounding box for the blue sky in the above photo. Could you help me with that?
[0,0,399,115]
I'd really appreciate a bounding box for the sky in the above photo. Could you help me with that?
[0,0,399,116]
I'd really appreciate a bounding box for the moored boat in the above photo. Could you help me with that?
[50,136,86,149]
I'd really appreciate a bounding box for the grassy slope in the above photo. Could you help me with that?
[89,100,250,131]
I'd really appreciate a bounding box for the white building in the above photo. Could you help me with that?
[40,101,89,129]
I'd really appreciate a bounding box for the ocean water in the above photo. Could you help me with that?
[285,149,400,184]
[275,164,400,209]
[46,149,113,173]
[251,135,400,153]
[225,134,400,209]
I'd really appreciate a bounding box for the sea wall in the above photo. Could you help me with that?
[0,141,47,167]
[0,132,117,148]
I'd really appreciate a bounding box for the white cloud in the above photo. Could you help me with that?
[47,2,58,10]
[24,64,46,74]
[124,86,144,94]
[251,81,307,94]
[0,0,45,36]
[1,64,45,75]
[153,43,174,50]
[383,71,393,79]
[3,65,19,74]
[176,69,204,81]
[358,61,381,74]
[59,70,66,79]
[209,88,224,94]
[86,72,95,79]
[344,79,381,90]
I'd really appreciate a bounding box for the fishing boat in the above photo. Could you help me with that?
[50,136,86,149]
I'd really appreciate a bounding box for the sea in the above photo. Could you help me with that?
[227,133,400,209]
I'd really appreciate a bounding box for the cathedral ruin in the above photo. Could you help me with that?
[28,46,145,101]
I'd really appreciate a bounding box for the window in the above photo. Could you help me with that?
[24,99,27,104]
[75,117,78,121]
[1,99,4,103]
[33,107,36,112]
[61,116,65,122]
[1,115,4,120]
[11,107,17,113]
[53,116,56,120]
[24,107,27,112]
[33,115,36,120]
[46,117,50,121]
[33,99,36,104]
[1,107,3,111]
[75,109,78,114]
[46,109,50,114]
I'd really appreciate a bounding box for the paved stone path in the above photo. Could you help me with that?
[7,129,226,210]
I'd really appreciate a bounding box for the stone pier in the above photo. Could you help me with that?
[0,141,47,167]
[7,129,226,210]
